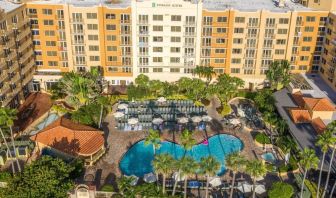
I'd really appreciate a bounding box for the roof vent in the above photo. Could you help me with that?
[278,0,285,7]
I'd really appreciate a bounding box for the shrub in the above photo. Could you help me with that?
[254,133,271,144]
[268,182,294,198]
[278,156,298,173]
[0,172,11,182]
[305,179,322,198]
[217,104,231,116]
[101,184,115,192]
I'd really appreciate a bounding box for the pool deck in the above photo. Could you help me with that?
[94,98,265,188]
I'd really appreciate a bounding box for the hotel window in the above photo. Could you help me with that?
[45,41,56,46]
[275,49,285,55]
[107,46,117,51]
[299,65,307,70]
[153,68,163,72]
[108,56,117,62]
[153,57,163,63]
[170,57,180,63]
[170,37,180,42]
[231,58,241,64]
[46,51,57,56]
[215,49,225,54]
[153,36,163,42]
[203,16,213,25]
[88,24,98,30]
[106,35,116,41]
[121,14,130,22]
[245,49,256,58]
[171,26,181,32]
[217,28,226,33]
[248,18,259,26]
[231,68,240,73]
[90,56,100,61]
[153,15,163,21]
[303,36,312,42]
[122,67,132,73]
[108,67,118,72]
[304,26,314,32]
[276,39,286,45]
[214,59,225,64]
[301,46,311,51]
[140,68,149,73]
[217,16,227,23]
[247,39,256,48]
[306,16,316,22]
[89,45,99,51]
[277,29,288,34]
[34,51,42,56]
[170,47,180,53]
[234,17,245,23]
[36,61,43,66]
[33,40,40,45]
[216,38,225,44]
[153,26,163,31]
[233,38,243,44]
[300,56,309,61]
[45,30,55,36]
[58,21,65,29]
[153,47,163,52]
[214,68,224,74]
[106,24,116,30]
[185,16,195,24]
[232,48,242,54]
[262,50,272,58]
[171,15,181,21]
[56,10,64,19]
[279,18,289,24]
[234,28,244,34]
[42,9,52,15]
[247,29,258,37]
[88,35,98,40]
[87,13,97,19]
[170,68,180,73]
[106,14,115,19]
[28,8,37,14]
[48,61,58,66]
[266,18,275,27]
[43,20,54,26]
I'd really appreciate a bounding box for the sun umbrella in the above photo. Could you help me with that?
[125,175,139,186]
[117,103,128,110]
[255,185,266,194]
[209,177,222,187]
[128,118,139,125]
[152,118,164,125]
[202,115,212,122]
[237,183,253,193]
[172,172,185,182]
[178,117,189,124]
[113,112,125,118]
[191,116,202,123]
[230,118,241,125]
[143,172,156,183]
[157,97,166,103]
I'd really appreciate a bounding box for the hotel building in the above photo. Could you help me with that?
[1,0,336,106]
[0,0,35,108]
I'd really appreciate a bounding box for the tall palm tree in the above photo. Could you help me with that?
[0,107,20,172]
[144,129,161,155]
[299,148,319,198]
[97,96,109,128]
[323,121,336,198]
[193,65,204,79]
[225,152,246,198]
[152,153,174,194]
[0,127,15,173]
[200,156,220,198]
[245,160,267,198]
[203,66,216,84]
[330,181,336,198]
[180,129,196,153]
[316,131,335,198]
[180,156,199,198]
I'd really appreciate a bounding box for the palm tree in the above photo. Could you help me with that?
[180,129,196,152]
[144,129,161,155]
[323,121,336,198]
[0,107,20,172]
[245,160,267,198]
[331,181,336,198]
[316,131,335,198]
[180,156,199,198]
[299,148,319,198]
[266,60,291,90]
[203,66,216,84]
[200,156,220,198]
[0,127,15,173]
[193,65,204,79]
[152,153,174,194]
[225,152,246,198]
[96,96,109,128]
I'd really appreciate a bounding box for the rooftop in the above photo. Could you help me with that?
[0,0,22,13]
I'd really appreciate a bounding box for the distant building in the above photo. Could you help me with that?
[30,117,105,166]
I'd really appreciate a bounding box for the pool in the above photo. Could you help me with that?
[261,152,276,164]
[30,113,59,135]
[119,134,243,177]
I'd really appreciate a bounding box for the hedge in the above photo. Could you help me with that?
[255,133,271,144]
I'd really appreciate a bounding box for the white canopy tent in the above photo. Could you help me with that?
[209,177,222,187]
[178,117,189,124]
[113,112,125,118]
[117,103,128,110]
[152,118,164,125]
[172,172,185,182]
[202,115,212,122]
[191,116,202,123]
[128,118,139,125]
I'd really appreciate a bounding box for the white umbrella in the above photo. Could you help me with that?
[202,115,212,122]
[256,176,264,181]
[152,118,164,125]
[157,97,166,103]
[255,185,266,194]
[230,118,241,125]
[118,103,128,110]
[178,117,189,124]
[237,183,253,193]
[191,116,202,123]
[113,112,125,118]
[128,118,139,125]
[125,175,139,186]
[209,177,222,187]
[143,172,156,183]
[172,172,185,182]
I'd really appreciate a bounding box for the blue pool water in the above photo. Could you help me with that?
[119,134,243,177]
[30,113,59,135]
[262,152,276,163]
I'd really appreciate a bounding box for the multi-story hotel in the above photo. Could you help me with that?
[1,0,336,106]
[0,0,35,108]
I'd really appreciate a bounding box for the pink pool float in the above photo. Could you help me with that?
[202,139,209,145]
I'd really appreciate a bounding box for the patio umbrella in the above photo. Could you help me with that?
[209,177,222,187]
[113,112,124,118]
[237,183,253,193]
[191,116,202,123]
[157,97,166,103]
[152,118,164,125]
[143,172,156,183]
[178,117,189,124]
[118,103,128,110]
[255,185,266,194]
[125,175,139,186]
[202,115,212,122]
[128,118,139,125]
[172,172,185,182]
[230,118,241,125]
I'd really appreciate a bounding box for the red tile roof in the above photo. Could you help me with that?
[30,117,104,156]
[292,91,305,107]
[311,117,326,134]
[289,108,312,123]
[303,97,335,111]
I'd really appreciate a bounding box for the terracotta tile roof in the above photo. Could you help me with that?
[311,117,326,134]
[289,108,312,123]
[303,97,335,111]
[291,91,305,107]
[30,117,104,156]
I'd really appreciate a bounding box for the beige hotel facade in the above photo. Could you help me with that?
[1,0,336,107]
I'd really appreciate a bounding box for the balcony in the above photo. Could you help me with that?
[72,29,84,34]
[247,23,259,27]
[19,49,33,64]
[139,62,149,66]
[202,22,212,26]
[121,31,131,35]
[10,74,20,84]
[12,18,30,29]
[21,60,35,75]
[22,73,33,86]
[18,41,32,53]
[184,32,196,37]
[122,52,132,56]
[5,52,16,60]
[138,52,149,56]
[184,53,195,58]
[16,28,31,41]
[0,72,7,82]
[265,23,275,28]
[183,43,195,47]
[8,62,19,73]
[120,20,131,24]
[137,20,148,25]
[120,42,131,46]
[332,39,336,46]
[138,42,148,47]
[184,21,196,26]
[70,18,84,23]
[72,40,84,44]
[247,34,258,38]
[138,31,149,35]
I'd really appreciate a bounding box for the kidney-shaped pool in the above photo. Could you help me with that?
[119,134,243,177]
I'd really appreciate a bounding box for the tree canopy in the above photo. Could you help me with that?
[266,60,291,90]
[268,182,294,198]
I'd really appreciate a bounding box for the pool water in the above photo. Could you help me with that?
[262,152,276,163]
[119,134,243,177]
[30,113,59,135]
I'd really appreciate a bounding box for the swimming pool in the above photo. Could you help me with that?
[261,152,276,164]
[30,113,59,135]
[119,134,243,177]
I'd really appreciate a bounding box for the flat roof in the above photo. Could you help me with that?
[0,0,22,13]
[28,0,132,8]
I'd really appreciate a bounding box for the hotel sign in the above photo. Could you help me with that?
[152,2,182,8]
